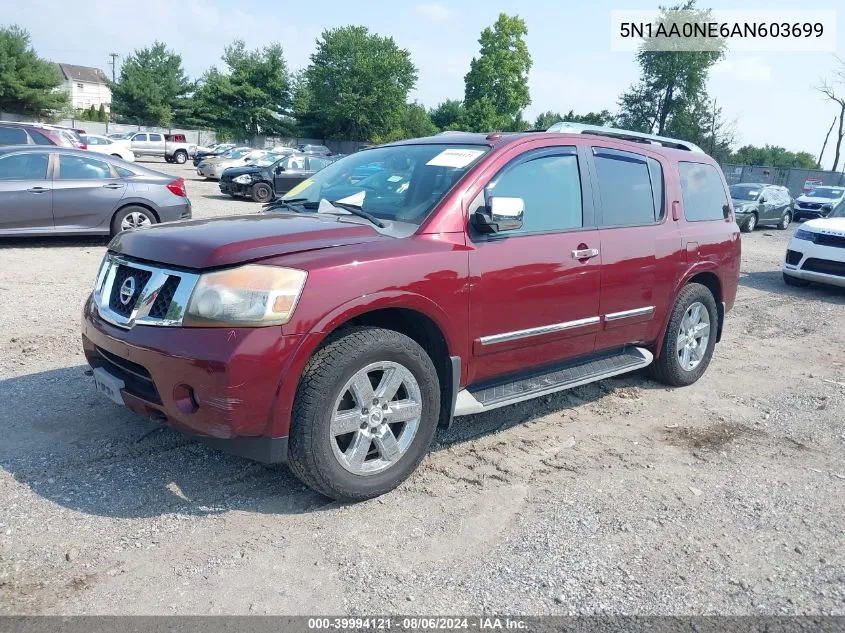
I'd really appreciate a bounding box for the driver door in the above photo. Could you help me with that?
[274,154,310,194]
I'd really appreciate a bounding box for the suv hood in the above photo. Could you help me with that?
[223,164,265,178]
[731,198,757,210]
[110,214,386,269]
[802,217,845,234]
[797,195,841,204]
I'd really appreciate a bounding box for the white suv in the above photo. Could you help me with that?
[783,209,845,289]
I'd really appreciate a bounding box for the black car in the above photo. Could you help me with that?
[219,152,334,202]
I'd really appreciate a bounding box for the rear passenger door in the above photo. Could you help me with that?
[51,154,126,231]
[147,133,164,156]
[0,151,53,232]
[589,146,681,351]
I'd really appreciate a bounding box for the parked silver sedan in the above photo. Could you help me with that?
[0,146,191,237]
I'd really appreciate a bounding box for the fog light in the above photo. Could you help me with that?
[173,384,199,414]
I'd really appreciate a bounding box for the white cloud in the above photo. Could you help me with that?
[415,3,452,22]
[712,55,773,82]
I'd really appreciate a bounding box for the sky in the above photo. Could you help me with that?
[12,0,845,168]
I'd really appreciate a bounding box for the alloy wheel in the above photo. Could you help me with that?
[676,301,711,372]
[330,361,422,476]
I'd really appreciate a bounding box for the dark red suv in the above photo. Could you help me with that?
[81,125,741,501]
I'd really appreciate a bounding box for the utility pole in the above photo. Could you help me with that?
[107,53,119,133]
[709,97,717,156]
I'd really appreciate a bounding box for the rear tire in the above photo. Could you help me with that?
[288,327,440,501]
[777,211,792,230]
[251,182,274,203]
[649,283,718,387]
[173,150,188,165]
[111,205,157,236]
[783,272,810,287]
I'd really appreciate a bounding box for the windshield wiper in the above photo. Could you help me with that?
[321,200,386,228]
[263,197,309,213]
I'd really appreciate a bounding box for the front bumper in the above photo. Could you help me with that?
[197,165,222,179]
[82,297,313,459]
[782,239,845,288]
[735,211,753,228]
[793,208,831,221]
[219,181,252,197]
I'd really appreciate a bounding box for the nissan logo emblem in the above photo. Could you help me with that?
[119,277,136,306]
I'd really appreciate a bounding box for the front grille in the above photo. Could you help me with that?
[148,276,181,319]
[815,233,845,249]
[108,265,152,317]
[802,258,845,278]
[94,346,161,404]
[798,202,822,210]
[785,250,803,266]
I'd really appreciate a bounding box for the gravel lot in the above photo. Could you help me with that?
[1,159,844,615]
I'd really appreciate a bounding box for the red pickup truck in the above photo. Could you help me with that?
[82,125,741,501]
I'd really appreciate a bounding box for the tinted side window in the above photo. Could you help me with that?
[132,134,147,142]
[485,150,583,234]
[0,153,50,180]
[593,148,659,226]
[58,155,112,180]
[308,157,330,170]
[148,134,162,142]
[30,129,54,145]
[678,162,729,222]
[0,127,30,145]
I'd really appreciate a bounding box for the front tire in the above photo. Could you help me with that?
[288,327,440,501]
[173,150,188,164]
[649,283,718,387]
[111,205,157,236]
[251,182,274,203]
[777,211,792,230]
[741,213,757,233]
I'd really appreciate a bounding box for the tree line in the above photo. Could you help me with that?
[0,1,841,170]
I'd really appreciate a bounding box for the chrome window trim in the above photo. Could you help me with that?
[604,306,655,322]
[479,316,600,346]
[93,253,199,329]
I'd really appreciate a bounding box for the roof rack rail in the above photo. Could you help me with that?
[546,121,705,153]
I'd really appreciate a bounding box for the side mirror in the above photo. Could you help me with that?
[758,196,766,203]
[473,196,524,234]
[276,165,285,173]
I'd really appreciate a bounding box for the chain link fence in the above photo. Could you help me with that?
[720,163,845,197]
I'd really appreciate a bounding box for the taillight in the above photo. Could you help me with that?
[78,143,88,150]
[167,178,187,197]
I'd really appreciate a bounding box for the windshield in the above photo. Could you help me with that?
[806,187,843,199]
[253,154,283,167]
[224,149,249,159]
[280,143,489,225]
[729,185,762,201]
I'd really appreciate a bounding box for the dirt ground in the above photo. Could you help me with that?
[0,159,843,615]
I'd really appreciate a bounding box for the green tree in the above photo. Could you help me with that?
[373,102,437,143]
[199,40,294,140]
[534,110,563,130]
[430,99,465,130]
[729,145,817,169]
[533,109,615,130]
[463,13,532,132]
[304,25,417,141]
[97,103,107,122]
[616,1,724,136]
[110,41,189,126]
[0,25,68,116]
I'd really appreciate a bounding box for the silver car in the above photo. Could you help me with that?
[0,146,191,237]
[197,148,268,180]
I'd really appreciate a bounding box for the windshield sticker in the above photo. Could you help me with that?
[336,190,366,206]
[285,179,314,198]
[426,148,485,168]
[387,175,404,182]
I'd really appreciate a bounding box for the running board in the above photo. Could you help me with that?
[453,346,653,416]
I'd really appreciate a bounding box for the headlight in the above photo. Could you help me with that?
[94,255,110,291]
[794,229,816,242]
[234,174,252,184]
[822,204,833,211]
[183,265,307,327]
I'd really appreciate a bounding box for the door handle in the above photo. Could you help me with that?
[27,186,50,193]
[572,248,599,260]
[102,183,125,189]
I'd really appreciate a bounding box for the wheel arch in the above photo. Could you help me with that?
[653,267,724,358]
[309,305,457,429]
[113,201,161,224]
